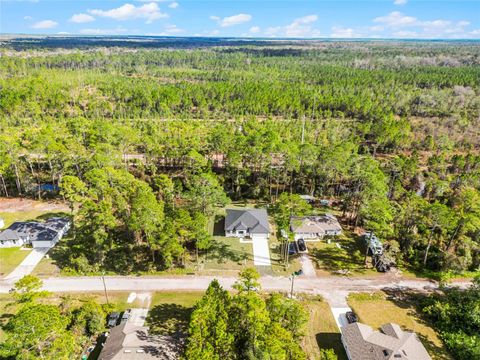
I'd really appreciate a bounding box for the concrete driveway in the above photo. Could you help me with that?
[252,237,271,266]
[4,247,50,281]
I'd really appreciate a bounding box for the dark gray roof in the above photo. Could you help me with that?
[224,208,269,234]
[44,217,70,232]
[0,218,70,242]
[100,323,181,360]
[342,322,431,360]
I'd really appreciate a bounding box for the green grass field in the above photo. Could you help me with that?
[0,247,32,276]
[347,292,452,360]
[301,297,348,360]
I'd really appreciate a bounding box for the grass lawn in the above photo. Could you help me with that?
[147,291,204,336]
[0,247,32,276]
[31,256,61,277]
[347,292,452,360]
[308,230,381,277]
[301,297,348,360]
[0,210,50,228]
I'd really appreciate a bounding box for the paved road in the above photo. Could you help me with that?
[4,247,50,281]
[1,274,467,302]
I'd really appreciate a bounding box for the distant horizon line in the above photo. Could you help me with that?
[1,33,479,42]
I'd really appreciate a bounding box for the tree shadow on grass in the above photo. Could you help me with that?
[212,216,225,236]
[206,239,252,265]
[315,332,348,360]
[34,212,70,221]
[309,235,368,274]
[146,303,193,337]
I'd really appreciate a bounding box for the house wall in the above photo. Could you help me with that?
[226,230,252,237]
[340,335,353,360]
[0,238,26,248]
[294,233,323,241]
[32,240,54,248]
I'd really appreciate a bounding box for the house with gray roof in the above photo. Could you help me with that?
[341,322,431,360]
[290,214,342,241]
[224,208,270,240]
[0,217,70,248]
[99,312,180,360]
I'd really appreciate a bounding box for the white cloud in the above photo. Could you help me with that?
[373,11,474,38]
[211,13,252,27]
[204,29,220,36]
[368,25,384,32]
[393,0,407,5]
[31,20,58,29]
[168,2,178,9]
[70,13,95,23]
[89,3,168,23]
[148,24,184,35]
[393,30,418,37]
[79,27,128,35]
[57,32,70,35]
[23,15,32,20]
[249,26,260,34]
[330,26,361,38]
[374,11,418,27]
[265,14,320,38]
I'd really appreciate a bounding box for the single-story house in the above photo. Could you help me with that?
[0,217,70,248]
[224,208,270,241]
[99,312,180,360]
[290,214,342,241]
[341,322,431,360]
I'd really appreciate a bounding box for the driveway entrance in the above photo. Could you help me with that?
[5,247,50,281]
[251,236,271,266]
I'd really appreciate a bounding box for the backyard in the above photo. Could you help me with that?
[347,292,452,360]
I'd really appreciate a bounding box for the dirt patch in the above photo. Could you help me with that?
[0,198,68,213]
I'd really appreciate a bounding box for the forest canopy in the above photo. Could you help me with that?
[0,38,479,274]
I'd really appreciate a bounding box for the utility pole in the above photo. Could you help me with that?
[102,273,109,304]
[289,270,303,298]
[290,273,295,298]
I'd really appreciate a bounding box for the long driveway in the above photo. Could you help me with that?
[4,248,50,281]
[252,237,271,266]
[1,274,469,298]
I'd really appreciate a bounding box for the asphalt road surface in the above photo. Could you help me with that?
[1,274,469,306]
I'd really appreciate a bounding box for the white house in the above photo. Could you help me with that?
[0,217,70,248]
[224,208,270,241]
[290,214,342,241]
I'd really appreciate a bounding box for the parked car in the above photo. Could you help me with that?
[297,239,307,252]
[107,312,120,327]
[346,311,358,324]
[288,241,298,255]
[121,309,131,323]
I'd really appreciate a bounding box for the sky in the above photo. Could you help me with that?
[1,0,479,39]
